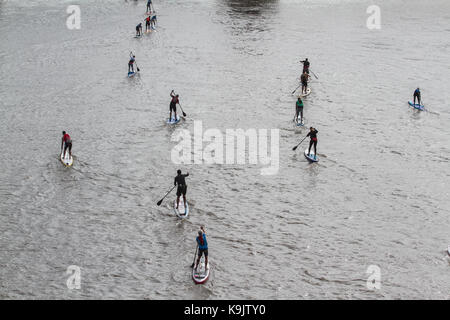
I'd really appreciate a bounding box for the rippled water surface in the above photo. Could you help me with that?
[1,0,449,299]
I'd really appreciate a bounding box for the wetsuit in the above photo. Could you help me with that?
[301,60,310,74]
[174,173,189,196]
[296,99,304,123]
[196,233,208,258]
[414,89,421,105]
[307,129,318,156]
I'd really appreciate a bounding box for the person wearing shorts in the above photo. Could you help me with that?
[174,169,189,211]
[195,226,208,271]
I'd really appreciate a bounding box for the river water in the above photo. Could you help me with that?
[1,0,449,299]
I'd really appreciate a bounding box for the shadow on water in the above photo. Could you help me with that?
[222,0,279,16]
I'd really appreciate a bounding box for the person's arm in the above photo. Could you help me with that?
[170,90,175,98]
[174,177,177,186]
[306,132,311,137]
[61,137,64,151]
[185,172,189,177]
[200,225,206,234]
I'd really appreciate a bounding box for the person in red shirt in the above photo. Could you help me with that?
[145,16,151,32]
[61,131,72,158]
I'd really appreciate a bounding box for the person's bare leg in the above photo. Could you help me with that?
[183,195,187,213]
[176,195,180,209]
[205,256,209,269]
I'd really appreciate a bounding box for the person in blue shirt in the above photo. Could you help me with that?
[195,226,208,271]
[413,88,421,105]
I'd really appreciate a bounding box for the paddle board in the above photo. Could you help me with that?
[447,245,450,257]
[304,149,319,162]
[408,101,424,110]
[128,71,138,77]
[60,152,73,167]
[299,88,311,97]
[192,257,209,284]
[167,115,181,124]
[173,199,189,218]
[295,116,304,126]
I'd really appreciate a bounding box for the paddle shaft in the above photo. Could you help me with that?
[293,136,308,151]
[157,185,176,206]
[191,245,198,268]
[291,84,301,95]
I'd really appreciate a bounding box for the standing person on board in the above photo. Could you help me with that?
[146,0,153,14]
[306,127,318,158]
[135,23,143,37]
[413,88,422,106]
[295,97,304,124]
[169,90,180,121]
[300,58,310,74]
[300,71,310,95]
[174,169,189,212]
[150,14,157,29]
[61,131,73,159]
[128,53,136,73]
[145,15,151,32]
[195,226,209,271]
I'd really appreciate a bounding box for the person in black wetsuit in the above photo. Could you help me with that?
[306,127,318,158]
[413,88,421,105]
[300,58,310,74]
[174,169,189,211]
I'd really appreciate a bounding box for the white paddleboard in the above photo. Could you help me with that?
[167,115,181,124]
[173,199,189,218]
[295,117,305,126]
[60,152,73,167]
[304,149,319,162]
[192,258,209,284]
[447,245,450,257]
[299,88,311,97]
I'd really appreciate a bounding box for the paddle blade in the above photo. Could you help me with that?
[182,112,187,117]
[157,199,163,206]
[292,146,298,151]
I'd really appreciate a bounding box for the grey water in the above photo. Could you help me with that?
[0,0,449,299]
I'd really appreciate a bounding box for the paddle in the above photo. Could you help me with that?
[191,245,198,268]
[291,84,301,95]
[156,185,176,206]
[292,136,308,151]
[310,70,318,79]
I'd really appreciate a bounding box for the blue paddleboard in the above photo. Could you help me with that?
[408,101,424,110]
[167,115,181,124]
[304,149,319,162]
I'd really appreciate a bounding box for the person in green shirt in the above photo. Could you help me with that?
[295,97,304,124]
